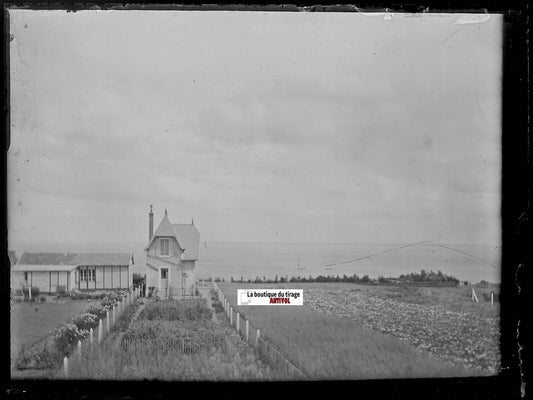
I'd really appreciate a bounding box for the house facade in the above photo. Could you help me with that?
[12,253,134,293]
[145,207,200,298]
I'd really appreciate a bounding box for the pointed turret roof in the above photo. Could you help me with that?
[145,210,200,260]
[145,211,183,250]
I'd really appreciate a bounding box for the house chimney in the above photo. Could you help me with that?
[149,205,154,241]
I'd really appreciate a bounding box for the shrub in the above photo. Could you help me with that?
[122,319,222,350]
[71,312,99,331]
[23,286,40,298]
[138,299,212,322]
[148,287,156,298]
[212,300,224,313]
[16,339,61,370]
[39,296,46,303]
[86,304,108,319]
[53,323,89,357]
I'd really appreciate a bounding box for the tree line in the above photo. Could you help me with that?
[211,269,460,285]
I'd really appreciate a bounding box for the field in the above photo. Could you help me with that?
[10,300,99,364]
[218,282,499,379]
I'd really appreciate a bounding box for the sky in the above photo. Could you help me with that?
[8,10,502,247]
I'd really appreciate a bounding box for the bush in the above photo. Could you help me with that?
[23,286,40,298]
[148,286,156,298]
[16,339,61,370]
[39,296,46,303]
[53,323,89,357]
[86,304,108,319]
[122,319,222,348]
[212,300,224,313]
[138,299,212,322]
[71,312,99,332]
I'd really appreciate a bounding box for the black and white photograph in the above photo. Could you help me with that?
[7,7,509,384]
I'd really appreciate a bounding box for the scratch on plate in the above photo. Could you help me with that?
[443,28,460,45]
[455,14,490,25]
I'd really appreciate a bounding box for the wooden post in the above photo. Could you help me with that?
[63,356,68,378]
[28,286,32,300]
[106,311,110,333]
[112,305,116,326]
[89,328,93,351]
[472,288,479,303]
[246,320,249,342]
[230,307,233,326]
[98,319,103,343]
[77,340,81,359]
[491,291,494,306]
[236,313,240,332]
[256,329,260,345]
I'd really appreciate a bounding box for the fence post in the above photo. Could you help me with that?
[89,328,94,351]
[472,288,479,303]
[236,313,240,332]
[98,319,103,343]
[106,310,110,333]
[77,340,82,359]
[246,320,249,342]
[230,307,233,326]
[112,305,116,327]
[256,329,260,345]
[491,291,494,306]
[63,356,68,378]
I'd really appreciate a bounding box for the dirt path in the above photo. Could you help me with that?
[106,298,149,351]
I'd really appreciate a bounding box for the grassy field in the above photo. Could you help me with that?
[10,300,99,364]
[220,282,498,317]
[218,282,477,380]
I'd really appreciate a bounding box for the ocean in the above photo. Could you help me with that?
[12,241,501,284]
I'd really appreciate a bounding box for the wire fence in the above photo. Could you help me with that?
[121,335,252,358]
[213,282,307,380]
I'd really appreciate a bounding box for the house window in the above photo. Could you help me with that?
[24,272,28,281]
[80,268,96,282]
[161,238,170,256]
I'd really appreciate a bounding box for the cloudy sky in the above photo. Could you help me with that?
[8,10,501,246]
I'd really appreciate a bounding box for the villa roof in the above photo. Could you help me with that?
[17,252,134,267]
[172,224,200,261]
